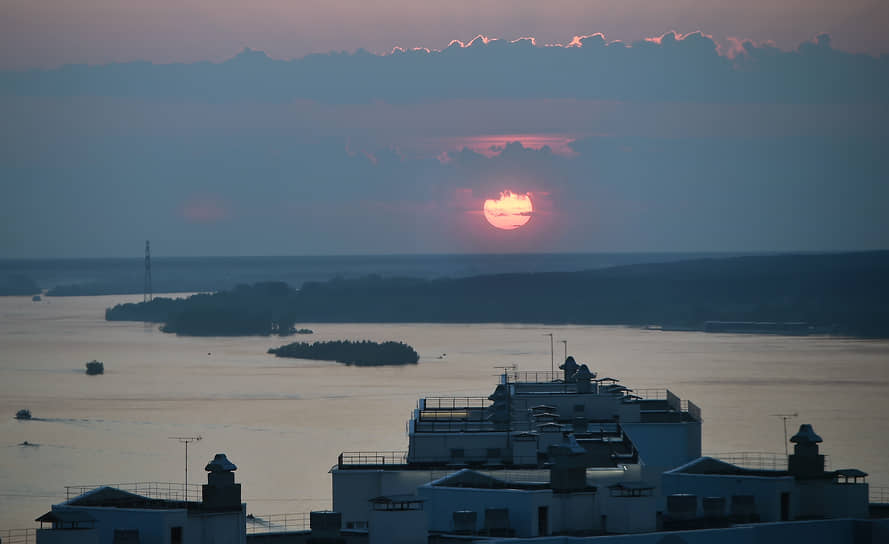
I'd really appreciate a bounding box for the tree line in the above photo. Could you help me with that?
[105,251,889,338]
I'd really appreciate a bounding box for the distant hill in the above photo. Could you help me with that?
[1,253,718,297]
[105,251,889,338]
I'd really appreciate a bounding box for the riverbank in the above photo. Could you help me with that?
[105,252,889,338]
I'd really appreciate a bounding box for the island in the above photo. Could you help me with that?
[268,340,420,366]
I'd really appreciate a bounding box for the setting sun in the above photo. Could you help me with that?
[483,191,533,230]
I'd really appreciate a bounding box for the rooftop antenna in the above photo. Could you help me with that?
[543,333,554,376]
[560,340,567,362]
[144,240,153,303]
[771,413,798,456]
[169,435,202,499]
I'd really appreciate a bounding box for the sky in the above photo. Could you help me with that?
[1,0,888,257]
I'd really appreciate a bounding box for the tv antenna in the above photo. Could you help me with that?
[771,413,798,456]
[169,435,202,498]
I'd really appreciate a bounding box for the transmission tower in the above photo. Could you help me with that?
[144,240,153,302]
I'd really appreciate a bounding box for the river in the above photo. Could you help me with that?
[1,294,887,528]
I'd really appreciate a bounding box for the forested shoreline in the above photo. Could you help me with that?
[105,251,889,338]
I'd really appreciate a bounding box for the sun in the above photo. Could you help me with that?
[483,191,533,230]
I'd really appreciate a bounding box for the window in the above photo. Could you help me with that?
[450,448,464,459]
[486,448,501,459]
[574,404,585,413]
[170,527,182,544]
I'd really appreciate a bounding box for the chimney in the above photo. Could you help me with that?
[202,453,241,510]
[575,364,592,394]
[788,424,825,478]
[560,356,578,382]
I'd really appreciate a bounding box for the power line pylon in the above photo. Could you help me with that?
[144,240,153,302]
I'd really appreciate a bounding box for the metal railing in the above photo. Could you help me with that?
[1,529,36,544]
[705,452,789,471]
[422,397,490,410]
[706,452,832,471]
[64,482,203,503]
[870,486,889,504]
[338,451,408,468]
[508,371,561,383]
[246,513,310,534]
[633,389,668,400]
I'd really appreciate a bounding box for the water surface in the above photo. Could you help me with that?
[1,294,887,527]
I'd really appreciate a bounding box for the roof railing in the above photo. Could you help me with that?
[0,528,36,544]
[870,486,889,504]
[507,371,562,384]
[246,513,310,534]
[633,389,669,400]
[421,397,490,410]
[64,482,203,503]
[338,451,408,468]
[704,452,789,471]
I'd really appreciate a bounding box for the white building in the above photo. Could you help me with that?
[332,358,701,532]
[329,359,882,541]
[34,454,246,544]
[661,424,870,526]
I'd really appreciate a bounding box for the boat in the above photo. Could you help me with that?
[15,409,32,420]
[85,360,104,375]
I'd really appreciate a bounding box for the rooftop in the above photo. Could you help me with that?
[60,483,203,510]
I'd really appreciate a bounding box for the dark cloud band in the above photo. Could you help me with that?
[2,32,886,104]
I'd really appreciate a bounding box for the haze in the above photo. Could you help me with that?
[1,0,887,257]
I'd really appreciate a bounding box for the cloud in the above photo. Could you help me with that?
[1,32,886,104]
[1,31,887,257]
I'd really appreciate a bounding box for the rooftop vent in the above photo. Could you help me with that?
[789,424,826,478]
[202,453,241,511]
[205,453,237,473]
